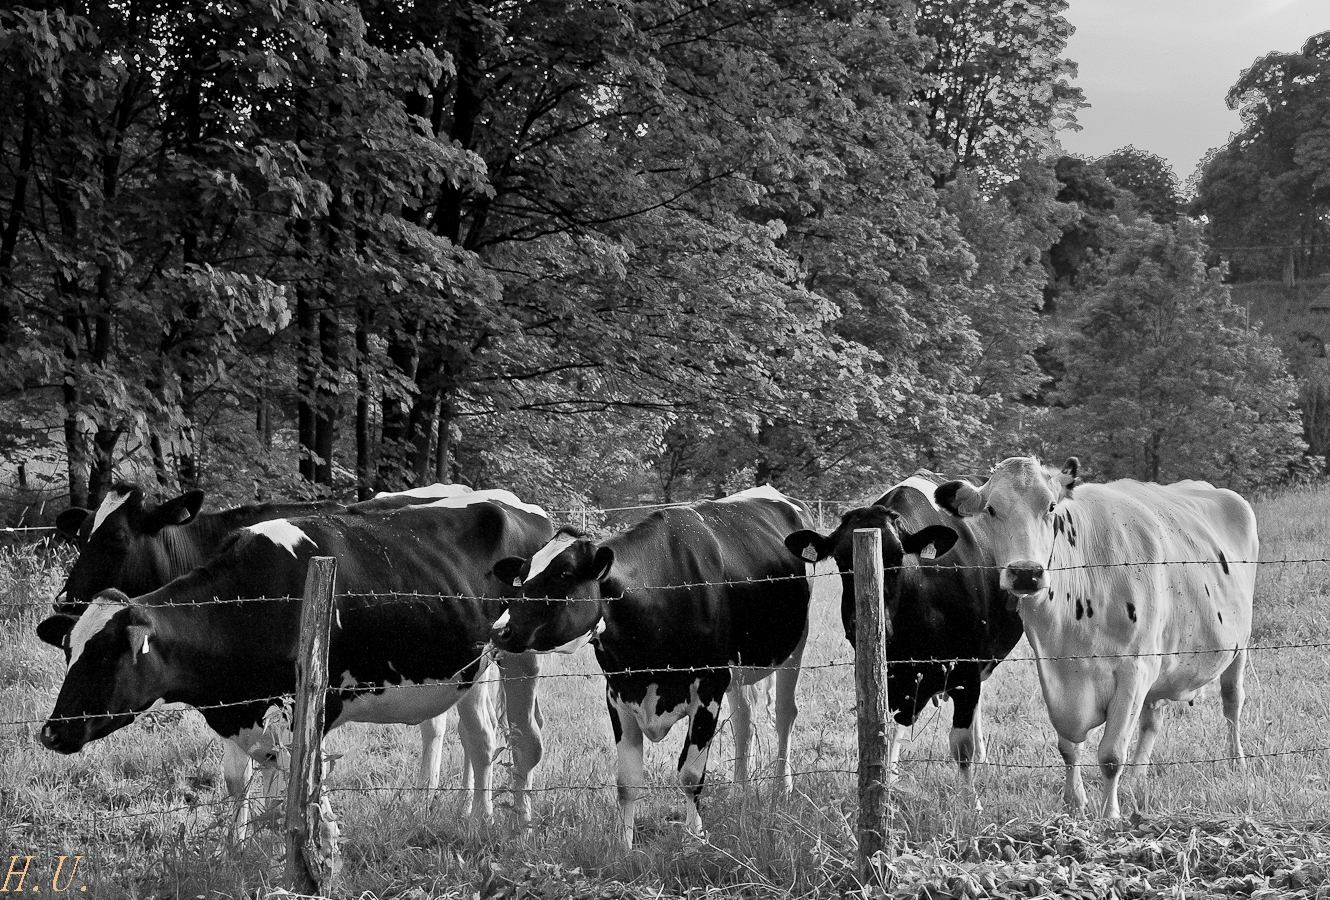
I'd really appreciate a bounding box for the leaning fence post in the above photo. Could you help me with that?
[853,528,890,885]
[286,556,338,896]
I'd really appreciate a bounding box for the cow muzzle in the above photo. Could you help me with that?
[40,722,86,754]
[1001,560,1048,596]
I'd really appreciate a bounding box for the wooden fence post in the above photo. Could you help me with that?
[853,528,890,885]
[286,556,338,896]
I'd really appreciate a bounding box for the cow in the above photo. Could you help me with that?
[782,472,1018,786]
[935,457,1258,818]
[37,490,552,828]
[489,486,814,850]
[48,482,494,834]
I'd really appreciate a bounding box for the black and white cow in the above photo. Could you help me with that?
[489,486,814,849]
[783,472,1019,784]
[936,457,1258,817]
[48,482,491,832]
[38,490,551,825]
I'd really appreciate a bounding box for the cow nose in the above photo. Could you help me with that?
[40,725,63,751]
[1006,561,1046,594]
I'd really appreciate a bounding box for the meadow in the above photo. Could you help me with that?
[4,487,1330,898]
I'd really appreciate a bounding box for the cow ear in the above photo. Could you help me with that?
[143,490,205,532]
[126,624,153,663]
[592,547,615,582]
[493,556,527,588]
[784,530,831,563]
[37,614,78,649]
[55,508,90,541]
[901,525,959,560]
[1058,457,1082,495]
[935,481,984,518]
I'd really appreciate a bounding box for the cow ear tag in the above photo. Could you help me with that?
[512,578,522,588]
[919,544,936,560]
[800,544,819,562]
[127,625,151,663]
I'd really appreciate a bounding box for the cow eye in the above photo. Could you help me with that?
[985,505,996,517]
[1048,503,1056,513]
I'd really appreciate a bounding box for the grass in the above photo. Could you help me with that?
[5,487,1330,898]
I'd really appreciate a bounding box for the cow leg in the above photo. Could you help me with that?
[222,738,256,841]
[948,683,984,811]
[773,622,808,793]
[1130,700,1165,772]
[678,676,727,841]
[727,680,755,787]
[1097,670,1149,819]
[418,714,447,791]
[1058,736,1088,813]
[1220,648,1247,773]
[498,650,544,824]
[455,678,496,820]
[947,681,984,782]
[608,696,645,850]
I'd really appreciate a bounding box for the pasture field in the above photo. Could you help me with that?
[4,488,1330,898]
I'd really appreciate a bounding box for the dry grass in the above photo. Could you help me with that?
[5,487,1330,898]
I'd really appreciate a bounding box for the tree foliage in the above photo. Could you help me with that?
[1044,221,1306,489]
[1191,31,1330,281]
[0,1,1311,513]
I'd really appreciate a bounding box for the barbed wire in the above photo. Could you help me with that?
[8,553,1330,615]
[12,629,1330,731]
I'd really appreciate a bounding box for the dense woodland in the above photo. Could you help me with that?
[0,1,1324,518]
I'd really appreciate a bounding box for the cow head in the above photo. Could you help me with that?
[935,456,1080,599]
[38,591,167,753]
[784,506,958,646]
[490,529,608,654]
[57,484,205,615]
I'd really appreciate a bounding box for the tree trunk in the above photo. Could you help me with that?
[314,307,339,485]
[0,103,34,346]
[355,308,373,500]
[297,285,318,483]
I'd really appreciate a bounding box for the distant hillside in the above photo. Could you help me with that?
[1231,279,1330,364]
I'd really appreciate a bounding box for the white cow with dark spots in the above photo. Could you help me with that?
[935,457,1257,818]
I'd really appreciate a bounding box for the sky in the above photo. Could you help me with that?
[1057,0,1330,184]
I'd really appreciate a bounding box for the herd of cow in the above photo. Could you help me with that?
[29,457,1259,850]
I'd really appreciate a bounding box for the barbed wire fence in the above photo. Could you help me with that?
[4,525,1329,891]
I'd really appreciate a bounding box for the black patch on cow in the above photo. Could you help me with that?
[1085,598,1094,618]
[1075,598,1084,620]
[1218,551,1229,574]
[1217,611,1223,623]
[607,693,624,745]
[1126,602,1137,623]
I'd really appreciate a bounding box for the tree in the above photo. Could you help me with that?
[914,0,1084,186]
[1099,146,1181,224]
[1045,220,1306,488]
[1191,31,1330,282]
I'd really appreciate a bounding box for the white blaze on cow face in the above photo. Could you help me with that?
[67,597,129,669]
[89,489,134,538]
[245,519,317,556]
[522,534,580,583]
